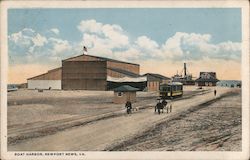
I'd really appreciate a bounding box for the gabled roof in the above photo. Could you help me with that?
[143,73,170,80]
[63,54,139,66]
[108,67,141,78]
[113,85,140,92]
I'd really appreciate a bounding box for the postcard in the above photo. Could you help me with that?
[1,0,249,160]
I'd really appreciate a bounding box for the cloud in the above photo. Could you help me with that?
[78,19,129,52]
[8,20,241,68]
[160,32,241,61]
[8,20,242,83]
[32,33,48,47]
[135,36,159,52]
[77,20,241,62]
[77,19,103,34]
[48,37,72,54]
[8,28,73,65]
[50,28,60,35]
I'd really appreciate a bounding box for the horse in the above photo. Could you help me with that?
[155,99,168,114]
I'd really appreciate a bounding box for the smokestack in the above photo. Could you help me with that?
[184,63,187,76]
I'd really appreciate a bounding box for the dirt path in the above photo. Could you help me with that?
[8,88,236,151]
[108,93,241,151]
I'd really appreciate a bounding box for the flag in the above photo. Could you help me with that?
[83,46,87,52]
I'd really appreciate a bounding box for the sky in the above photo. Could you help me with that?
[8,8,242,83]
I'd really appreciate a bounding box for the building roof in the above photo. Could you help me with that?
[107,76,147,82]
[63,54,139,66]
[48,67,62,73]
[195,77,219,82]
[27,67,61,80]
[108,67,141,78]
[113,85,140,92]
[143,73,171,80]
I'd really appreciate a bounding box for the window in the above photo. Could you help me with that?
[167,87,171,92]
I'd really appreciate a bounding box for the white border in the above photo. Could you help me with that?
[1,1,249,160]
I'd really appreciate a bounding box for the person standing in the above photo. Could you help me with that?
[169,97,173,113]
[214,89,217,96]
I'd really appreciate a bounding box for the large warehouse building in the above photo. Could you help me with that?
[62,54,144,90]
[27,54,147,90]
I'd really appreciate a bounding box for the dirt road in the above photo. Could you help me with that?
[8,87,240,151]
[108,93,241,151]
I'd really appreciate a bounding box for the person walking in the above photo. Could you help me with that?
[125,101,132,114]
[214,89,217,96]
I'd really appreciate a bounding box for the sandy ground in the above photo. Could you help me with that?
[8,89,156,126]
[108,93,241,151]
[7,89,161,144]
[7,86,241,151]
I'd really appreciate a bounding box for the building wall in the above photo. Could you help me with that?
[62,61,107,90]
[113,91,136,104]
[107,61,139,75]
[195,81,216,86]
[28,80,61,89]
[147,81,160,91]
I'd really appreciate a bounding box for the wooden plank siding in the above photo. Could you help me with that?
[62,61,107,90]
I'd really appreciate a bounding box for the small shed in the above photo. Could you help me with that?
[113,85,140,104]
